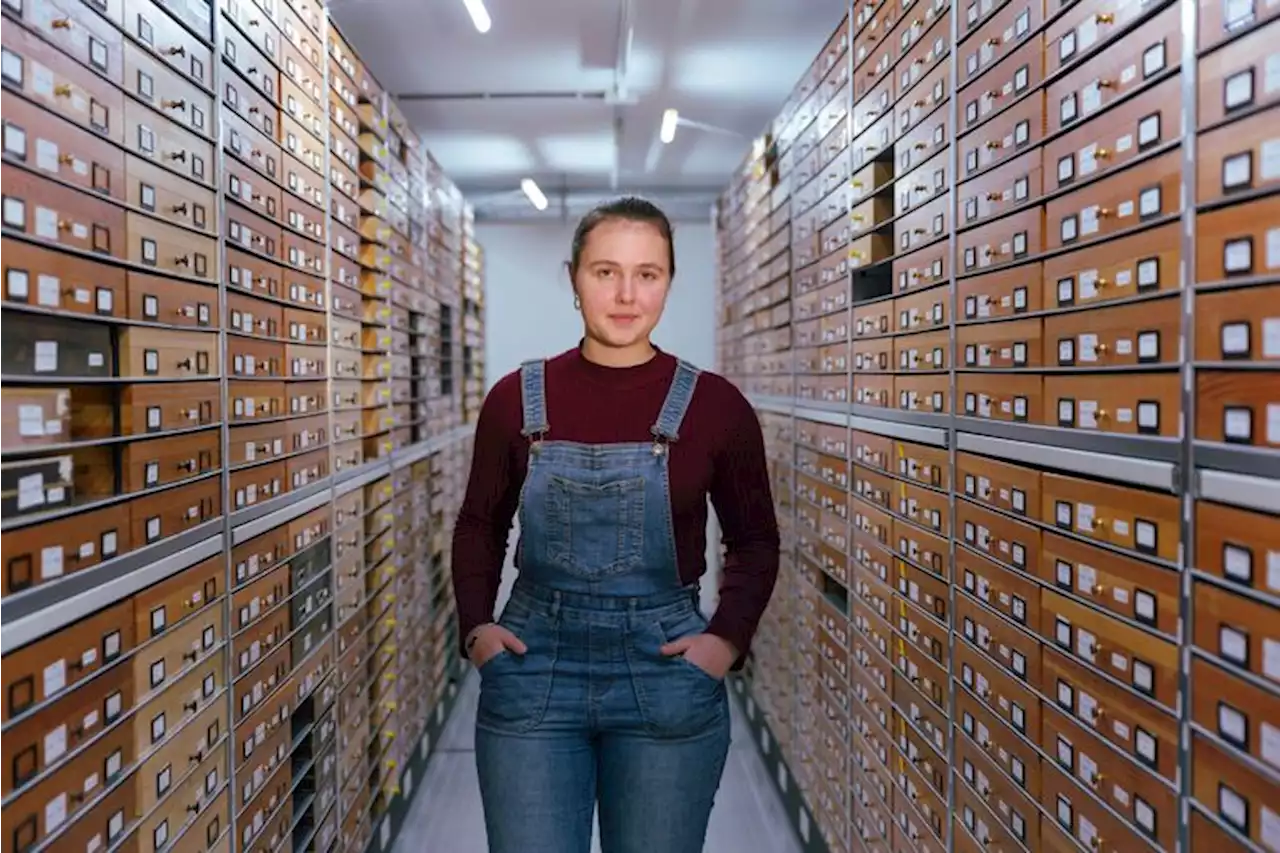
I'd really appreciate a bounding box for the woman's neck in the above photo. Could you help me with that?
[580,337,656,368]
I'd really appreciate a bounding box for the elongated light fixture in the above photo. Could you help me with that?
[521,178,548,211]
[462,0,491,32]
[660,108,679,144]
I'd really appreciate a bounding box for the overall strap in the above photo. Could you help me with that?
[519,359,550,437]
[651,359,701,442]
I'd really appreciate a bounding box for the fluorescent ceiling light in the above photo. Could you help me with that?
[660,108,679,144]
[462,0,491,32]
[521,178,548,211]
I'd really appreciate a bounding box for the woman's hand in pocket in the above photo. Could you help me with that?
[467,623,528,668]
[660,632,738,680]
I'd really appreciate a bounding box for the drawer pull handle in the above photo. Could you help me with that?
[177,358,192,370]
[162,98,186,110]
[1097,79,1115,89]
[1096,12,1114,22]
[164,45,186,56]
[51,17,73,27]
[177,459,196,472]
[167,150,187,162]
[183,649,198,663]
[171,203,188,215]
[985,37,1000,47]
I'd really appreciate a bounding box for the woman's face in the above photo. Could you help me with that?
[572,217,672,351]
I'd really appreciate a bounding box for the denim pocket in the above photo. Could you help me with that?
[544,474,646,578]
[476,609,557,735]
[630,613,726,739]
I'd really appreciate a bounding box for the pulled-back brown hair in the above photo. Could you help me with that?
[567,197,676,279]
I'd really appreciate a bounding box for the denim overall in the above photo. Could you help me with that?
[474,358,732,853]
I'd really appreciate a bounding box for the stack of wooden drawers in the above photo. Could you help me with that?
[0,2,482,853]
[715,4,1278,853]
[462,212,486,425]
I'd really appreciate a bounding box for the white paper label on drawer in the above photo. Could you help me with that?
[18,473,44,510]
[1078,15,1098,49]
[1081,205,1099,235]
[1078,690,1099,723]
[1117,337,1135,356]
[43,659,66,696]
[1263,638,1280,682]
[1262,721,1280,769]
[1221,786,1248,830]
[1268,403,1280,444]
[1267,53,1280,93]
[1079,144,1098,176]
[35,340,58,373]
[1077,503,1096,532]
[1082,82,1103,115]
[1079,269,1099,299]
[40,545,65,579]
[18,404,45,437]
[1079,400,1098,429]
[1077,628,1098,662]
[1226,408,1253,440]
[44,723,68,764]
[1079,333,1099,362]
[1118,199,1135,219]
[35,206,61,240]
[1120,63,1136,84]
[35,138,61,173]
[45,792,68,832]
[1266,227,1280,270]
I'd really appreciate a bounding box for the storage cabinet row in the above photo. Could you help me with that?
[0,1,480,852]
[715,3,1279,853]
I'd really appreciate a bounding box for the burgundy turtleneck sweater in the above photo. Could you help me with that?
[451,346,781,662]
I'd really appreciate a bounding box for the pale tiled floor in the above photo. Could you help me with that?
[392,671,803,853]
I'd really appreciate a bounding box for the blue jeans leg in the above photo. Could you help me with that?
[595,705,732,853]
[475,725,596,853]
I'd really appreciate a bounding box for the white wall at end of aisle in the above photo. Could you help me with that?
[477,220,724,613]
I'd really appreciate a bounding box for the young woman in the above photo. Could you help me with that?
[451,197,780,853]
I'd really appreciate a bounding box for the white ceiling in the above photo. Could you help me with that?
[329,0,848,219]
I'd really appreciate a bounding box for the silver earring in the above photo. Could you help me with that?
[573,294,581,309]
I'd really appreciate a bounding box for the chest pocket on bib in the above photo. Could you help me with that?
[545,474,647,577]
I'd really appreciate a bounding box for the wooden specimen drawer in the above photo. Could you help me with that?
[1043,473,1179,561]
[288,380,326,416]
[896,149,948,221]
[226,156,281,224]
[896,373,949,414]
[893,286,947,334]
[958,263,1042,320]
[854,300,894,338]
[128,272,217,329]
[1049,75,1180,197]
[855,467,894,511]
[119,327,216,377]
[960,84,1044,179]
[894,106,949,180]
[130,476,220,545]
[2,314,111,377]
[17,0,124,85]
[959,207,1042,273]
[1197,20,1280,128]
[894,194,949,257]
[894,243,948,293]
[230,461,284,511]
[118,382,218,437]
[958,546,1042,632]
[896,440,949,490]
[896,514,949,583]
[1,23,126,144]
[283,148,326,213]
[1042,648,1178,782]
[898,558,950,626]
[958,591,1042,687]
[226,336,284,378]
[122,429,220,491]
[287,448,328,490]
[3,239,124,319]
[1043,222,1179,312]
[286,413,327,455]
[223,108,279,188]
[852,430,893,473]
[2,165,123,257]
[227,203,282,261]
[1044,292,1172,366]
[1045,371,1180,437]
[2,95,126,203]
[227,290,282,341]
[957,372,1043,423]
[282,268,326,314]
[2,599,132,721]
[1193,580,1280,686]
[1046,149,1180,252]
[133,554,221,644]
[284,306,326,345]
[958,500,1041,575]
[1191,656,1280,774]
[958,148,1043,229]
[1198,0,1280,52]
[227,247,281,303]
[1,386,70,451]
[1194,500,1280,597]
[959,0,1042,90]
[129,211,216,279]
[223,70,279,143]
[959,317,1042,369]
[287,343,326,378]
[895,479,948,535]
[894,329,948,372]
[1196,283,1280,364]
[957,452,1040,519]
[122,98,213,186]
[283,114,325,178]
[1197,194,1280,286]
[854,337,892,372]
[1042,588,1179,707]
